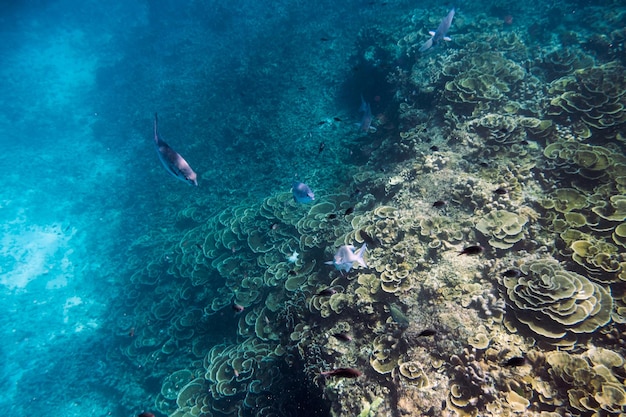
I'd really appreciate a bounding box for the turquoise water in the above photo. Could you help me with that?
[1,1,625,416]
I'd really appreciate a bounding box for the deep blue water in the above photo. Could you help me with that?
[1,1,625,416]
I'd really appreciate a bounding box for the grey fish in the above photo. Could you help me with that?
[359,95,373,133]
[419,8,455,52]
[153,113,198,186]
[325,244,367,273]
[292,181,315,203]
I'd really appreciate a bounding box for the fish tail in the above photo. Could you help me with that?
[419,37,433,52]
[355,244,368,268]
[154,113,159,143]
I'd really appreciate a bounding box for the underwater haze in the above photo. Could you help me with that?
[1,0,625,416]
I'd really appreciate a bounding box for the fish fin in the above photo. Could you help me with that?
[418,37,434,52]
[354,244,368,268]
[428,31,436,36]
[154,113,159,143]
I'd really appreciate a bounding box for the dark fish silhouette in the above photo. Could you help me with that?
[138,413,155,417]
[359,230,380,248]
[458,245,484,256]
[418,329,437,337]
[153,113,198,186]
[503,356,526,367]
[493,187,508,195]
[333,332,353,342]
[344,207,354,216]
[320,367,362,378]
[432,200,447,208]
[316,288,336,297]
[232,303,244,313]
[502,269,521,278]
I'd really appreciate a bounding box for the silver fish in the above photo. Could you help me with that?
[325,244,367,273]
[292,181,315,203]
[419,8,455,52]
[153,113,198,186]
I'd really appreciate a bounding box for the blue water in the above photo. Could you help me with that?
[1,0,625,416]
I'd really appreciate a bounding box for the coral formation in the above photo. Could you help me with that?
[501,257,613,346]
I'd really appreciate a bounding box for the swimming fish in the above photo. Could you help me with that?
[325,244,367,273]
[417,329,437,337]
[292,181,315,203]
[333,332,353,342]
[458,245,484,256]
[419,8,455,52]
[503,356,526,367]
[502,268,521,278]
[153,113,198,186]
[320,367,362,378]
[359,95,374,133]
[138,413,155,417]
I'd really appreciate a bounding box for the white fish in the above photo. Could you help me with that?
[325,244,367,273]
[419,8,455,52]
[153,113,198,186]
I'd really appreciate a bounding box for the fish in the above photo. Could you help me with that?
[503,356,526,367]
[327,213,338,220]
[138,413,155,417]
[502,268,521,278]
[232,303,244,313]
[359,95,374,133]
[325,244,367,273]
[458,245,484,256]
[432,200,447,208]
[344,207,354,216]
[417,329,437,337]
[153,113,198,186]
[318,142,325,154]
[419,8,455,52]
[320,367,362,378]
[333,332,353,342]
[389,303,410,327]
[292,181,315,203]
[358,230,380,248]
[316,288,337,296]
[493,187,508,195]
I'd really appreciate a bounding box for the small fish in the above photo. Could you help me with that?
[344,207,354,216]
[432,200,447,208]
[389,303,410,327]
[358,230,380,248]
[316,288,337,296]
[318,142,325,154]
[458,245,484,256]
[418,329,437,337]
[502,269,521,278]
[153,113,198,186]
[493,187,508,195]
[419,8,455,52]
[128,327,135,337]
[359,95,373,133]
[430,145,440,152]
[327,213,337,220]
[503,356,526,367]
[333,117,343,122]
[138,413,155,417]
[333,332,353,342]
[325,244,367,273]
[292,181,315,203]
[232,303,244,313]
[320,367,362,378]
